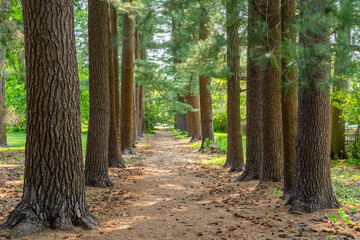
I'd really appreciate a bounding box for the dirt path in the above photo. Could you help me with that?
[1,129,360,240]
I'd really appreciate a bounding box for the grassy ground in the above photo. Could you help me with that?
[5,132,88,154]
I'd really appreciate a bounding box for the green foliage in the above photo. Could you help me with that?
[216,136,227,152]
[213,112,227,133]
[201,156,226,166]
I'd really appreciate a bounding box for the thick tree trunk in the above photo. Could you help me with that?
[287,0,341,213]
[330,0,350,160]
[189,93,201,142]
[224,0,244,172]
[120,3,135,155]
[85,0,113,187]
[108,4,125,168]
[235,0,263,182]
[199,13,215,149]
[0,0,99,237]
[0,48,6,146]
[112,5,121,144]
[281,0,297,199]
[259,0,283,183]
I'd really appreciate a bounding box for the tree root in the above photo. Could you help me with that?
[122,148,137,155]
[85,177,113,188]
[286,192,342,213]
[109,156,126,168]
[1,203,100,238]
[234,169,259,182]
[189,137,200,143]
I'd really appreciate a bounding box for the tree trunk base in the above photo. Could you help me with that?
[286,193,341,213]
[189,137,200,143]
[0,202,99,238]
[234,168,259,182]
[228,165,243,173]
[109,156,126,168]
[123,148,137,155]
[85,176,114,188]
[281,191,293,200]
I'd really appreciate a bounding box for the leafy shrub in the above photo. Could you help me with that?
[213,112,227,133]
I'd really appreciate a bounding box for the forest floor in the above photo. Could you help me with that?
[1,129,360,240]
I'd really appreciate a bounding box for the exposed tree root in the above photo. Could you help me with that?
[234,168,259,182]
[189,137,200,143]
[228,165,243,173]
[109,156,126,168]
[286,192,342,213]
[123,148,137,155]
[1,203,100,238]
[85,176,114,188]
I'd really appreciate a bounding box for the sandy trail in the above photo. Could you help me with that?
[1,129,360,240]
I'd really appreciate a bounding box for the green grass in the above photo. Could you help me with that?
[3,132,88,155]
[201,156,226,166]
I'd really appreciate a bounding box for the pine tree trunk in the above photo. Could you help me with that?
[330,0,350,160]
[140,34,146,135]
[186,92,193,137]
[199,13,215,149]
[259,0,283,183]
[224,0,244,172]
[236,0,263,182]
[111,5,121,144]
[133,27,140,144]
[85,0,113,187]
[0,48,6,146]
[120,2,135,155]
[0,0,99,237]
[281,0,297,199]
[287,0,341,213]
[108,4,125,168]
[176,95,188,132]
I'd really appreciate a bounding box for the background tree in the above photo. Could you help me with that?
[0,0,99,236]
[281,0,297,198]
[121,0,136,155]
[0,47,6,146]
[199,11,215,149]
[223,0,244,172]
[85,0,113,187]
[259,0,283,183]
[236,0,263,181]
[108,3,126,168]
[287,0,341,212]
[330,0,352,160]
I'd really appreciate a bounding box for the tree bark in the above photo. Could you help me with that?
[112,5,121,145]
[224,0,244,172]
[287,0,341,213]
[199,13,215,149]
[259,0,283,183]
[176,94,188,132]
[0,48,6,146]
[330,0,350,160]
[120,2,135,155]
[235,0,263,181]
[85,0,113,187]
[108,4,125,168]
[139,32,146,135]
[186,92,193,137]
[0,0,99,237]
[133,27,140,144]
[281,0,297,199]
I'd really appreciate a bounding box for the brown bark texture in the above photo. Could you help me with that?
[139,34,146,135]
[281,0,297,199]
[0,0,99,237]
[120,7,135,155]
[236,0,263,182]
[112,5,121,145]
[199,13,215,149]
[287,0,341,213]
[189,93,201,142]
[85,0,113,188]
[133,27,140,144]
[108,4,125,168]
[176,94,188,132]
[0,48,6,146]
[259,0,283,183]
[186,93,193,137]
[224,0,245,172]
